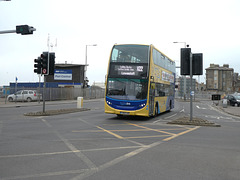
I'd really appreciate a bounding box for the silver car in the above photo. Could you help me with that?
[7,90,42,102]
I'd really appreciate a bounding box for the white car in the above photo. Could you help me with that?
[7,90,42,102]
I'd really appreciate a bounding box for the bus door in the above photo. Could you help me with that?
[149,82,155,116]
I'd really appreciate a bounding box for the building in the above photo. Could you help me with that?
[177,76,196,99]
[205,64,233,92]
[46,64,86,87]
[233,73,240,92]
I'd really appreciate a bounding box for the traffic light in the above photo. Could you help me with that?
[180,48,191,75]
[41,52,49,75]
[16,25,34,35]
[49,53,55,75]
[192,53,203,75]
[34,52,55,76]
[34,57,42,74]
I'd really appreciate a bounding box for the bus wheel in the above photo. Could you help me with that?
[168,101,172,112]
[155,104,158,116]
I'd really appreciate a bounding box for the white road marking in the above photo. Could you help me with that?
[196,105,206,109]
[41,118,97,169]
[180,109,185,112]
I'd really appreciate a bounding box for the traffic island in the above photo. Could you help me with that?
[167,116,221,127]
[24,108,90,116]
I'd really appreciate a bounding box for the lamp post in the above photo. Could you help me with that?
[84,44,97,87]
[173,41,188,100]
[173,42,187,48]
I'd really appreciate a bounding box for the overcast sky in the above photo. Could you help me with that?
[1,0,240,86]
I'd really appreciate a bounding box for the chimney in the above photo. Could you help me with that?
[223,64,229,68]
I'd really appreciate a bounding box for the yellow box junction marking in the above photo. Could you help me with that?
[95,122,199,142]
[96,126,124,139]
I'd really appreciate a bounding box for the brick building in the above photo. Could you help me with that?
[205,64,233,92]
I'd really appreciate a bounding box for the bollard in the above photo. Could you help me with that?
[77,97,83,109]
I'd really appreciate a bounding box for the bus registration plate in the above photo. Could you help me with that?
[120,112,129,115]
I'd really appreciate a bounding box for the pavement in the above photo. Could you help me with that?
[0,98,78,108]
[212,101,240,117]
[176,98,240,117]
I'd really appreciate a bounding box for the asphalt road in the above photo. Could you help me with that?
[0,99,240,180]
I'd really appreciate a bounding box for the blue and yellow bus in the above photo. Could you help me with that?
[105,44,175,117]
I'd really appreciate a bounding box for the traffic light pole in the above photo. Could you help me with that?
[190,53,193,121]
[42,50,49,113]
[43,75,46,113]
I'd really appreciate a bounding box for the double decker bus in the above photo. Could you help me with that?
[105,44,175,117]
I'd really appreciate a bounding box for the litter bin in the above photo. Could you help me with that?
[77,97,83,109]
[212,94,221,106]
[222,99,227,108]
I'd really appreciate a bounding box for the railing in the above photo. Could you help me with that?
[0,86,105,103]
[175,90,225,100]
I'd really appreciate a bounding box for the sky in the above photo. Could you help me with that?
[0,0,240,86]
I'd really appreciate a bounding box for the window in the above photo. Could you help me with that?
[155,83,174,97]
[22,91,28,94]
[107,78,148,100]
[152,48,175,72]
[111,45,149,63]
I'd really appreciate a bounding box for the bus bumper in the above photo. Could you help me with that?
[105,103,149,117]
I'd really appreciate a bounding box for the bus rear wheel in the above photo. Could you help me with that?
[154,104,158,116]
[167,101,172,112]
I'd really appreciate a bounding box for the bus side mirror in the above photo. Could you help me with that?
[150,76,154,81]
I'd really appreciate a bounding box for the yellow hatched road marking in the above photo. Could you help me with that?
[163,126,200,141]
[72,128,185,133]
[125,122,176,136]
[86,123,199,142]
[96,126,124,139]
[124,135,170,139]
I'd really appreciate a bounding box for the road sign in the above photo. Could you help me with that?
[42,68,47,74]
[190,91,194,96]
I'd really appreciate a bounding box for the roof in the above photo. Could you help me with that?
[205,65,233,71]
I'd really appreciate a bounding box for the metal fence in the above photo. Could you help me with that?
[1,86,233,103]
[175,90,228,100]
[1,86,105,102]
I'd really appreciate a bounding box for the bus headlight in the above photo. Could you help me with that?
[107,101,112,105]
[139,103,146,107]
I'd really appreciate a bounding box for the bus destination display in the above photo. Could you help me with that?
[109,63,147,78]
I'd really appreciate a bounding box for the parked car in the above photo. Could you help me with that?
[7,90,42,102]
[224,94,240,107]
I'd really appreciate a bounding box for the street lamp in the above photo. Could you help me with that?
[173,41,187,48]
[85,44,97,65]
[84,44,97,87]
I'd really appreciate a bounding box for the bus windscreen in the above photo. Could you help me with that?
[110,45,149,63]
